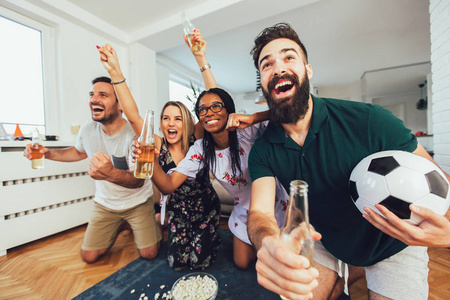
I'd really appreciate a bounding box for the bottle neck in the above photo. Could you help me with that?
[139,111,154,143]
[290,180,308,195]
[180,12,195,33]
[32,129,41,142]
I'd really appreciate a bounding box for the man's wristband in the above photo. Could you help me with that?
[199,63,211,73]
[111,78,126,85]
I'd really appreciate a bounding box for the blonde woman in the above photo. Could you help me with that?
[98,44,221,271]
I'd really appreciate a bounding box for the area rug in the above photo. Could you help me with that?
[74,229,280,299]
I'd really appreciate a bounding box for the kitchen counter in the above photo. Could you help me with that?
[0,140,75,152]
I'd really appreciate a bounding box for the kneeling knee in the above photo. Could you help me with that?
[81,250,101,264]
[139,246,159,260]
[234,258,252,270]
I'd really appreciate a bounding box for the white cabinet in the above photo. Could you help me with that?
[0,141,95,255]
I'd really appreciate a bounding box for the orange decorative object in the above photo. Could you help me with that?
[13,124,24,137]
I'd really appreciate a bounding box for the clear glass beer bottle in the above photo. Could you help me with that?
[180,11,202,52]
[134,110,155,179]
[279,180,314,300]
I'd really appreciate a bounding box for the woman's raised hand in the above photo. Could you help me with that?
[96,44,122,75]
[184,29,207,58]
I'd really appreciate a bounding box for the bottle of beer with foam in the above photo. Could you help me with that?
[180,11,202,52]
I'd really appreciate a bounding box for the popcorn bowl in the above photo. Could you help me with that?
[171,272,218,300]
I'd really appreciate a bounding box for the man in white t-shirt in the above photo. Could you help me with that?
[24,77,161,264]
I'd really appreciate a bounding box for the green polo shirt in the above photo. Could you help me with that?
[249,95,418,266]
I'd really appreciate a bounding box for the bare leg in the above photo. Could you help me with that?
[329,278,345,300]
[155,213,168,230]
[328,265,365,300]
[137,211,161,260]
[311,262,339,299]
[80,248,108,264]
[155,213,164,247]
[233,236,256,270]
[138,244,160,260]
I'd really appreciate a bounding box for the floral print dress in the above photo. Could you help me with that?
[159,137,221,271]
[175,122,289,245]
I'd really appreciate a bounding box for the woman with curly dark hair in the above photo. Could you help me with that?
[148,31,289,270]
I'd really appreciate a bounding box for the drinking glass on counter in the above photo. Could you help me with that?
[70,123,81,135]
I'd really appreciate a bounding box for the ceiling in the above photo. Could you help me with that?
[24,0,431,98]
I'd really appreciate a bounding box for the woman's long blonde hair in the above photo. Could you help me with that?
[160,101,195,156]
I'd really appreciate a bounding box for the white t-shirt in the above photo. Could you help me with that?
[175,122,288,245]
[75,119,153,210]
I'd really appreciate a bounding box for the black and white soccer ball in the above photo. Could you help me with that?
[349,150,450,225]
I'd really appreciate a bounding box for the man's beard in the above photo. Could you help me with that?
[262,73,310,125]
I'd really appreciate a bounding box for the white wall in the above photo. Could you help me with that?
[313,81,363,102]
[313,80,428,135]
[430,0,450,174]
[373,92,428,134]
[155,63,171,134]
[129,43,158,119]
[229,92,268,115]
[55,20,129,139]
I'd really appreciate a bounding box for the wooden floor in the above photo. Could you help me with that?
[1,219,449,299]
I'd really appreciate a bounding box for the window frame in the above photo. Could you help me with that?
[168,74,204,122]
[0,6,58,136]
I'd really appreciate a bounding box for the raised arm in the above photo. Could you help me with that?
[184,30,215,140]
[97,44,143,137]
[184,30,217,90]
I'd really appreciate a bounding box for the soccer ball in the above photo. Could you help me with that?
[349,150,450,225]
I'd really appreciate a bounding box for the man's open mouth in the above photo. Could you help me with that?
[91,105,104,113]
[273,80,294,95]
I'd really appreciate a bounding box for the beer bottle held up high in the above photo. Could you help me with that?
[180,11,202,52]
[134,110,155,179]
